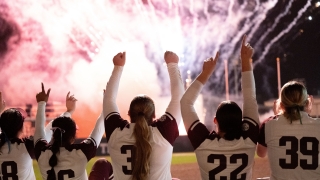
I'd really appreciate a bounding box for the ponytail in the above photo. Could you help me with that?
[280,81,308,124]
[132,114,152,180]
[129,95,155,180]
[224,126,242,141]
[215,101,242,140]
[47,128,64,180]
[47,117,76,180]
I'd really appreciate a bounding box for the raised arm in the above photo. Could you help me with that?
[44,92,77,141]
[0,92,6,114]
[164,51,184,125]
[181,52,219,131]
[88,91,105,147]
[34,83,51,145]
[241,35,259,125]
[103,52,125,117]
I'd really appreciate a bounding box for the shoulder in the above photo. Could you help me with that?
[261,115,279,125]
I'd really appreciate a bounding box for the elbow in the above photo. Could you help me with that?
[256,144,267,158]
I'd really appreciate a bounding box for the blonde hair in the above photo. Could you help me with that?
[129,95,155,180]
[280,81,309,122]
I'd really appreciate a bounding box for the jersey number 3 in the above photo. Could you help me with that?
[208,153,248,180]
[121,145,135,175]
[0,161,18,180]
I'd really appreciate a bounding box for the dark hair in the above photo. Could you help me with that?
[0,108,25,150]
[47,116,76,180]
[215,101,242,140]
[128,95,155,180]
[280,81,308,123]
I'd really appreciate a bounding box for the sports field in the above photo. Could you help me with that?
[33,152,270,179]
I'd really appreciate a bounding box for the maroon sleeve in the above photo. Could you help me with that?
[152,112,179,146]
[104,112,130,142]
[23,137,35,159]
[76,139,97,161]
[34,139,49,161]
[258,116,277,147]
[241,117,260,144]
[258,122,267,147]
[187,120,211,150]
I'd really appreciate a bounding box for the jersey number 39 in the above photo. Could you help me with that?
[279,136,319,169]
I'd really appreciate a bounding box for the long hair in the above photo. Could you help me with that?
[280,81,308,123]
[215,101,242,140]
[128,95,155,180]
[0,108,25,150]
[47,116,76,180]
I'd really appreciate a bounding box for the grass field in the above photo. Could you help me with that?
[32,152,198,179]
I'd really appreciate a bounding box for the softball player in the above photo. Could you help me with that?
[34,84,106,180]
[257,81,320,179]
[103,51,184,180]
[0,91,55,180]
[181,35,260,180]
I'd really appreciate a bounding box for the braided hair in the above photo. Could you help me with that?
[47,116,76,180]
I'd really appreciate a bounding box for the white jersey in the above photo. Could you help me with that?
[103,62,184,180]
[34,101,105,180]
[259,112,320,180]
[105,112,179,180]
[0,137,35,180]
[181,71,260,180]
[35,138,97,180]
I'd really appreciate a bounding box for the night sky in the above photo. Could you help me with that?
[253,0,320,103]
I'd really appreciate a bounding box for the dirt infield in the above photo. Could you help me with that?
[171,157,270,180]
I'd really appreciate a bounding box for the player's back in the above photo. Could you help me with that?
[194,132,256,180]
[0,138,35,180]
[36,141,96,180]
[108,123,174,180]
[262,112,320,180]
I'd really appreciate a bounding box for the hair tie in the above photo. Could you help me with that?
[2,132,11,153]
[51,127,66,133]
[138,112,144,116]
[51,127,65,146]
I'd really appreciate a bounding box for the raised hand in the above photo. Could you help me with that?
[0,92,6,113]
[241,35,254,72]
[196,51,220,85]
[164,51,179,64]
[113,52,126,66]
[66,91,77,114]
[36,83,51,103]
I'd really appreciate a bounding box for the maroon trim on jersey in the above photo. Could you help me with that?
[22,137,35,159]
[7,137,35,159]
[34,139,48,160]
[65,139,97,161]
[241,117,260,144]
[187,120,211,150]
[34,138,97,161]
[258,115,277,147]
[104,112,130,143]
[151,112,179,146]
